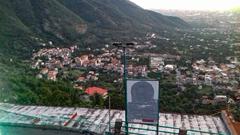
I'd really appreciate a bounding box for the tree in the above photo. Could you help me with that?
[90,93,104,108]
[232,105,240,122]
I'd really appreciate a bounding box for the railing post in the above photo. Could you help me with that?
[178,128,187,135]
[114,119,122,135]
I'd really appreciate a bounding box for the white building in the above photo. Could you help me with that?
[204,75,212,86]
[165,64,175,71]
[214,95,227,104]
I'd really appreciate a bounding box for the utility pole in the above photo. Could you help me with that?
[113,42,134,135]
[156,71,161,135]
[123,45,128,135]
[109,91,111,133]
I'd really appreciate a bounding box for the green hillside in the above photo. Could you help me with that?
[58,0,188,32]
[0,0,188,58]
[0,0,188,106]
[0,0,88,58]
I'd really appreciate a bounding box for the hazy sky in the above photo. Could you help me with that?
[130,0,240,11]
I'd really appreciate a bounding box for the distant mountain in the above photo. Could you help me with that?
[0,0,188,58]
[58,0,188,29]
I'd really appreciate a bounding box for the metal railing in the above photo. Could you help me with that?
[106,121,229,135]
[0,106,230,135]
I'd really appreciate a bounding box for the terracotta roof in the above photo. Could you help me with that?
[85,87,107,96]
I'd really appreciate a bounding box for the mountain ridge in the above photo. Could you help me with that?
[0,0,188,58]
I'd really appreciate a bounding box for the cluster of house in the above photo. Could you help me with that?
[31,44,187,99]
[193,59,239,87]
[73,51,122,72]
[34,46,152,79]
[72,48,152,78]
[150,54,180,73]
[175,58,240,104]
[32,46,78,81]
[201,95,238,105]
[38,68,58,81]
[73,70,100,90]
[175,59,240,86]
[31,45,240,102]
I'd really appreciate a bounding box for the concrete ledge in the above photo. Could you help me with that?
[0,122,99,135]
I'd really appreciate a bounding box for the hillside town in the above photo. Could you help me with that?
[31,42,240,106]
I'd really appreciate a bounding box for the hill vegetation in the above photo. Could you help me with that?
[0,0,192,111]
[0,0,188,58]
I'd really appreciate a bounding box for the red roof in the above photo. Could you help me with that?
[85,87,107,96]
